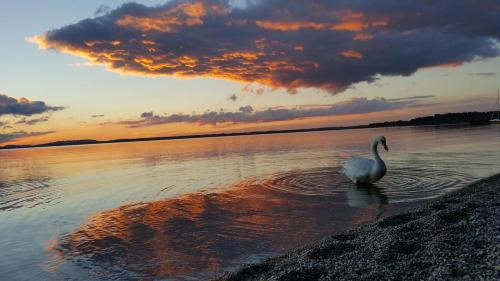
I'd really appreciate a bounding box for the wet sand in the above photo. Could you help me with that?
[218,174,500,281]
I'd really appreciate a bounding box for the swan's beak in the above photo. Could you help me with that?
[383,143,389,151]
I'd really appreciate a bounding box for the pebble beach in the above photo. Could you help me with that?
[218,174,500,281]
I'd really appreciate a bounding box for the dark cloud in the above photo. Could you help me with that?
[238,105,253,113]
[32,0,500,93]
[467,72,496,76]
[228,94,238,102]
[0,121,8,128]
[95,5,112,16]
[15,116,50,125]
[91,114,105,118]
[141,111,155,118]
[242,85,266,95]
[0,94,64,116]
[386,95,435,102]
[0,131,56,144]
[117,96,431,128]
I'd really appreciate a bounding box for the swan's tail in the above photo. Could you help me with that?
[340,165,356,184]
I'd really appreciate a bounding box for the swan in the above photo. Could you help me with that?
[342,136,389,184]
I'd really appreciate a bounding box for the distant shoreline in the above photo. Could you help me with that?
[1,111,495,150]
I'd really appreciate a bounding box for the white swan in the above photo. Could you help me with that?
[342,136,389,184]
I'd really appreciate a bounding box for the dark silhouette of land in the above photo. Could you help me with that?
[368,111,494,127]
[1,111,495,150]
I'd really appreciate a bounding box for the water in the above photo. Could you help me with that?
[0,125,498,280]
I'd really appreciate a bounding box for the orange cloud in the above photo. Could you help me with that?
[420,61,463,71]
[255,10,388,33]
[255,19,385,32]
[115,1,228,32]
[117,15,185,32]
[341,50,363,59]
[255,20,329,31]
[179,1,206,17]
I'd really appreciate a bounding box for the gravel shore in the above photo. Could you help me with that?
[218,174,500,281]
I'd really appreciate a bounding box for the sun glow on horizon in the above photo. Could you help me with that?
[1,0,499,146]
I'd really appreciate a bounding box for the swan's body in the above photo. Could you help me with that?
[342,136,388,184]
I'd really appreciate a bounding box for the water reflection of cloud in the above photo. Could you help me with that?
[51,168,382,280]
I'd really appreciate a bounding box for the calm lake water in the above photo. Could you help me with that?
[0,125,499,280]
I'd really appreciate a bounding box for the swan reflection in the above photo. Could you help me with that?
[345,184,388,218]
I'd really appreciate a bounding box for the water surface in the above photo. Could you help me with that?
[0,125,499,280]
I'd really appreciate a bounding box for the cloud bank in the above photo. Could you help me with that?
[15,116,50,126]
[31,0,500,93]
[117,96,432,128]
[467,72,496,76]
[0,131,55,144]
[0,94,64,116]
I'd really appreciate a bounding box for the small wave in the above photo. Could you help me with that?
[253,167,349,196]
[380,166,475,203]
[0,178,59,211]
[250,164,475,203]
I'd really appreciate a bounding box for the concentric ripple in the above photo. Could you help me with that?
[254,167,348,197]
[380,165,475,203]
[251,163,475,203]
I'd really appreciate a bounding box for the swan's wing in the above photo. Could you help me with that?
[342,157,374,182]
[344,157,374,172]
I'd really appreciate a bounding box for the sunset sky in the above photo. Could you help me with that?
[1,0,499,145]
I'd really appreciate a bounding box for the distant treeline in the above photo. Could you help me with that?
[1,111,496,150]
[369,111,496,127]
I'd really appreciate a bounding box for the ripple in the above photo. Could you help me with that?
[380,166,475,203]
[252,167,348,197]
[0,178,59,211]
[250,164,475,203]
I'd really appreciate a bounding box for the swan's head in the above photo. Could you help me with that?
[376,136,389,151]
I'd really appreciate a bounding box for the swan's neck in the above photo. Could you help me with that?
[371,141,386,174]
[370,140,386,181]
[371,141,382,162]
